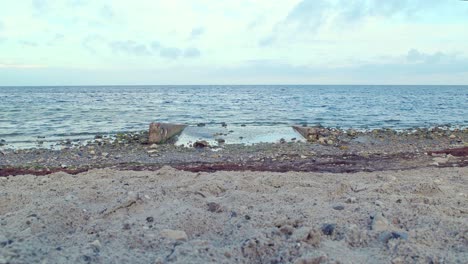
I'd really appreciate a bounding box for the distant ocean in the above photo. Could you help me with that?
[1,85,467,148]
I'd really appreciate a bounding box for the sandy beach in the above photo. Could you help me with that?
[1,165,467,263]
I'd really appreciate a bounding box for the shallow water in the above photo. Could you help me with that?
[0,85,467,148]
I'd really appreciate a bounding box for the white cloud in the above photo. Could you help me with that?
[0,0,466,84]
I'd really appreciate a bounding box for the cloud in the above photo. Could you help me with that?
[82,34,105,53]
[258,35,275,47]
[20,40,39,47]
[110,41,151,56]
[150,41,161,50]
[160,47,181,59]
[406,49,459,64]
[183,48,201,58]
[32,0,48,13]
[99,5,114,19]
[0,63,45,69]
[190,27,204,39]
[282,0,445,32]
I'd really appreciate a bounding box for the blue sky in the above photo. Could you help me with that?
[0,0,467,85]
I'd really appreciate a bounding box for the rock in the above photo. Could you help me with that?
[149,144,159,149]
[371,213,390,231]
[295,255,328,264]
[346,197,357,203]
[146,217,154,223]
[321,224,336,236]
[147,149,158,154]
[379,231,408,243]
[332,204,345,210]
[160,229,188,241]
[207,202,222,213]
[148,123,187,144]
[293,126,332,143]
[197,123,206,127]
[221,122,227,127]
[375,200,384,207]
[347,129,358,137]
[279,138,286,144]
[449,134,456,139]
[89,240,101,252]
[194,140,210,148]
[215,138,226,144]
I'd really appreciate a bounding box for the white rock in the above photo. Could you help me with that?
[149,144,159,149]
[372,213,390,231]
[375,200,384,207]
[160,229,188,241]
[90,239,101,251]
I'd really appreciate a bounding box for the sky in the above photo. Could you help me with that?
[0,0,468,85]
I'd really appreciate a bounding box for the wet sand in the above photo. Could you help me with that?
[1,166,467,263]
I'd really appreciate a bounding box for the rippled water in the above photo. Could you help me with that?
[0,85,467,148]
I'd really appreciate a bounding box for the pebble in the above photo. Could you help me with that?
[89,240,101,252]
[216,138,226,144]
[160,229,188,241]
[148,144,158,149]
[375,200,384,207]
[332,204,345,210]
[379,231,408,243]
[321,224,336,236]
[207,202,222,213]
[371,213,390,231]
[346,197,357,203]
[194,140,210,148]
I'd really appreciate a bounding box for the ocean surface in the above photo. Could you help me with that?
[1,85,467,148]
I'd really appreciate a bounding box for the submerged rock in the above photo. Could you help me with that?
[194,140,210,148]
[148,122,187,144]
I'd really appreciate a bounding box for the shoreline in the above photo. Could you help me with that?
[1,127,467,176]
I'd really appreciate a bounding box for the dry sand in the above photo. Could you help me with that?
[0,167,467,263]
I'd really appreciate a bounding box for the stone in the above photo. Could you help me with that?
[375,200,384,207]
[379,231,408,243]
[149,144,158,149]
[371,213,390,231]
[160,229,188,241]
[449,134,456,139]
[321,224,336,236]
[221,122,227,127]
[332,204,345,210]
[89,240,101,252]
[197,123,206,127]
[194,140,210,148]
[346,197,357,203]
[207,202,222,213]
[216,138,226,144]
[148,123,187,144]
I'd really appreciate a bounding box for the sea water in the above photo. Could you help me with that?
[0,85,467,148]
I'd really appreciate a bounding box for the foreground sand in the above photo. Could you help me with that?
[1,167,467,263]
